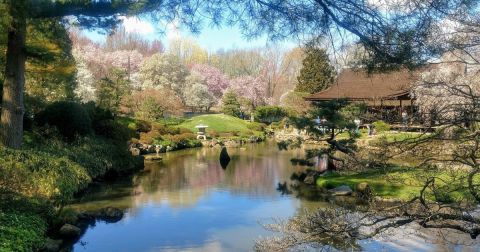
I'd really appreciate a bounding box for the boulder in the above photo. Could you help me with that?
[329,185,353,196]
[96,207,124,223]
[356,182,372,200]
[43,238,62,252]
[303,174,316,185]
[219,147,231,169]
[248,135,260,143]
[144,155,162,161]
[58,223,81,239]
[130,147,141,156]
[224,140,240,148]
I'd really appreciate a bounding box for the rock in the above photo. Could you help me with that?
[166,146,173,152]
[97,207,124,223]
[155,145,162,154]
[130,147,141,156]
[210,139,219,147]
[355,182,372,200]
[224,140,240,147]
[146,145,156,153]
[59,224,81,239]
[43,238,62,252]
[249,135,260,143]
[219,147,231,169]
[303,174,316,185]
[329,185,353,196]
[144,155,162,161]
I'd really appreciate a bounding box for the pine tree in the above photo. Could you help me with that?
[221,91,241,117]
[295,47,334,94]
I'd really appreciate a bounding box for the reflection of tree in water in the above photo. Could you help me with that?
[132,142,310,207]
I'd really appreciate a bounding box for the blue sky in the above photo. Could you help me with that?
[83,16,298,52]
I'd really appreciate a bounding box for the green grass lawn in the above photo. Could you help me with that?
[178,114,263,135]
[316,167,479,201]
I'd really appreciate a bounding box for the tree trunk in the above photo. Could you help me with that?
[1,1,26,149]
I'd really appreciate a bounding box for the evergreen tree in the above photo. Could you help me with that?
[221,91,241,117]
[295,47,334,94]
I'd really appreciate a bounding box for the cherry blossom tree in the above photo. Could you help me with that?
[73,47,96,102]
[190,64,230,99]
[230,75,270,108]
[184,72,216,111]
[139,53,188,97]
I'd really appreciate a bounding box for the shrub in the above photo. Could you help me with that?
[208,129,219,138]
[254,106,287,124]
[139,130,161,145]
[246,122,266,132]
[164,133,197,142]
[0,147,91,202]
[93,119,134,142]
[372,120,391,133]
[151,123,179,135]
[82,101,114,123]
[221,91,242,117]
[35,101,92,141]
[135,120,152,133]
[178,128,193,134]
[0,209,48,252]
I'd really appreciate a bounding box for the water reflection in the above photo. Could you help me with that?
[71,142,479,252]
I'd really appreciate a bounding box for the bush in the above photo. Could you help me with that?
[164,133,197,142]
[139,131,161,145]
[208,129,219,138]
[0,208,48,252]
[152,123,179,135]
[246,122,266,132]
[254,106,287,124]
[0,147,91,202]
[35,101,92,141]
[135,120,152,133]
[372,120,391,133]
[93,119,134,142]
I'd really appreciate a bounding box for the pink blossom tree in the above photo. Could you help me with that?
[230,76,270,108]
[190,64,230,99]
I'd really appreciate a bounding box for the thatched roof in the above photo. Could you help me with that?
[305,69,419,101]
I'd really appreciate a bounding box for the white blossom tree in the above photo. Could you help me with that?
[139,53,188,97]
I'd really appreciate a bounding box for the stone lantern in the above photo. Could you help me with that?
[195,124,208,140]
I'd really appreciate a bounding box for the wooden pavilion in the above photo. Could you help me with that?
[304,69,420,122]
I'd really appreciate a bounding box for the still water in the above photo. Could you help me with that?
[71,142,479,252]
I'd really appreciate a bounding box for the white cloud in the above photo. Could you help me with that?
[120,16,154,35]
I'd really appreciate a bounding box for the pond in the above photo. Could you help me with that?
[70,141,479,252]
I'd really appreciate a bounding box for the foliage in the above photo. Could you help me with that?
[296,46,334,94]
[254,106,287,124]
[0,147,91,202]
[24,19,77,103]
[104,26,164,56]
[92,119,134,142]
[95,68,131,113]
[221,90,242,117]
[191,64,230,99]
[230,75,270,107]
[279,91,311,116]
[184,73,216,111]
[168,38,208,66]
[26,136,142,180]
[0,207,48,252]
[139,53,188,96]
[122,87,183,120]
[35,101,92,141]
[339,103,367,122]
[372,120,390,133]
